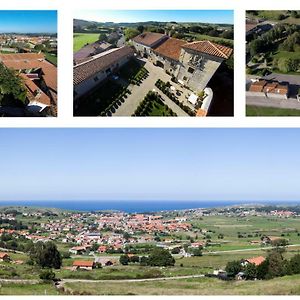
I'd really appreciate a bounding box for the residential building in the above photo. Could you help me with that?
[73,46,134,100]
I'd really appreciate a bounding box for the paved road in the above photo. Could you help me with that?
[246,96,300,110]
[61,274,205,284]
[113,58,189,116]
[203,244,300,255]
[0,279,39,284]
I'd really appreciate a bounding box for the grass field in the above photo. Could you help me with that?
[0,283,59,295]
[246,105,300,116]
[63,274,300,295]
[73,33,100,52]
[44,52,57,66]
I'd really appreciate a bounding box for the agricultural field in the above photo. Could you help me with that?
[73,33,100,52]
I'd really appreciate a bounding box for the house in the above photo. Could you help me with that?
[97,245,108,253]
[73,46,134,100]
[94,257,116,267]
[242,256,265,267]
[247,79,289,99]
[133,32,233,92]
[132,32,168,58]
[72,260,95,271]
[0,52,57,115]
[74,41,113,65]
[69,246,89,255]
[0,252,10,262]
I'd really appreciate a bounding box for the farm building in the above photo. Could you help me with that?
[72,260,95,271]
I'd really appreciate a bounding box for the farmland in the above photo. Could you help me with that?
[73,33,100,52]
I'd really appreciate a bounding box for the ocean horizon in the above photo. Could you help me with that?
[0,200,298,213]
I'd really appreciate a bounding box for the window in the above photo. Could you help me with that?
[188,67,195,74]
[183,76,187,81]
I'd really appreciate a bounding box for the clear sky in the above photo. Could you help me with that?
[0,11,57,34]
[74,10,234,25]
[0,128,299,202]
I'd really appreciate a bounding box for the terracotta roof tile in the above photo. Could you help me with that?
[154,38,186,61]
[73,46,134,86]
[182,40,233,59]
[133,32,167,46]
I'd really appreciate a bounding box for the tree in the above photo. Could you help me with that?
[29,241,62,269]
[225,260,242,276]
[137,25,144,33]
[256,259,269,280]
[0,63,27,107]
[98,33,107,42]
[124,28,140,41]
[147,248,175,267]
[244,263,257,280]
[119,254,129,265]
[171,247,181,254]
[288,254,300,274]
[129,255,140,263]
[266,249,285,279]
[191,247,203,257]
[39,269,56,281]
[140,256,149,266]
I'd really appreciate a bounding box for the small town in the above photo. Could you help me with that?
[0,11,57,117]
[73,10,234,117]
[245,10,300,116]
[1,203,300,295]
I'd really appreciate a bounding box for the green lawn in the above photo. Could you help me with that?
[73,33,100,52]
[246,105,300,116]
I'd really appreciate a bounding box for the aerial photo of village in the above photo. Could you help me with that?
[0,11,57,117]
[246,10,300,116]
[73,10,234,117]
[1,128,300,295]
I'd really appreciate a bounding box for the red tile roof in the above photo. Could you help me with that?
[182,41,233,59]
[20,74,51,106]
[73,46,134,86]
[246,256,265,266]
[133,32,167,46]
[0,253,9,259]
[154,38,186,61]
[73,260,94,267]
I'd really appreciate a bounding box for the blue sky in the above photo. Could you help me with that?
[0,128,299,202]
[0,11,57,33]
[74,10,234,25]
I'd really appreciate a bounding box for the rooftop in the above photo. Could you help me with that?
[73,46,134,86]
[154,38,186,61]
[133,32,167,47]
[182,40,233,59]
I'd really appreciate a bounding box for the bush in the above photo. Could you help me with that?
[39,269,56,281]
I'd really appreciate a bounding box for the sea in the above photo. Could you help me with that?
[0,200,297,213]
